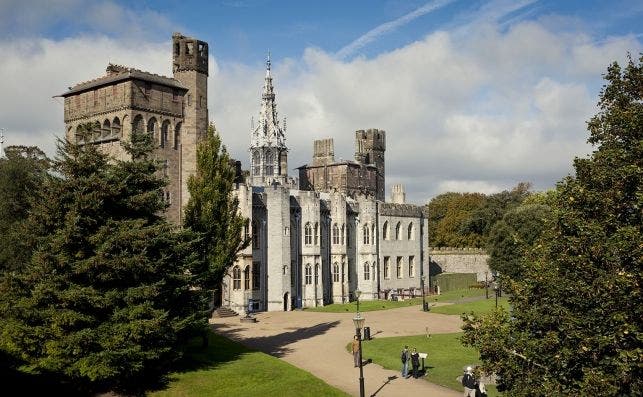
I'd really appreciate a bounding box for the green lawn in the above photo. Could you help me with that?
[150,332,349,397]
[359,333,500,396]
[430,296,510,315]
[305,288,490,313]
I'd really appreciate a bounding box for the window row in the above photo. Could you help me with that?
[304,264,320,285]
[75,117,122,143]
[383,256,416,279]
[133,115,182,150]
[231,263,261,290]
[381,221,415,241]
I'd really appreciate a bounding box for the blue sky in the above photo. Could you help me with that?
[1,0,642,201]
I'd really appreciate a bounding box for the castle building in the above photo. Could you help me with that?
[58,32,208,225]
[222,58,429,313]
[57,33,430,313]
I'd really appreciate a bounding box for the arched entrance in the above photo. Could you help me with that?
[283,292,289,311]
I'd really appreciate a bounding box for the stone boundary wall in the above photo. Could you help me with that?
[429,247,490,282]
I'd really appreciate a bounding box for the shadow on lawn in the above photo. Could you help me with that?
[211,320,341,358]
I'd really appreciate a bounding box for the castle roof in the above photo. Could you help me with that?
[57,64,187,97]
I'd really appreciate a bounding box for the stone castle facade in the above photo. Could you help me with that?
[59,33,433,314]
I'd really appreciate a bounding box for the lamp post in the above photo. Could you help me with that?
[421,275,428,311]
[353,313,366,397]
[493,284,499,308]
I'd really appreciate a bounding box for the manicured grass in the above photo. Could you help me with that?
[430,296,510,315]
[150,332,349,397]
[305,288,489,313]
[359,332,500,396]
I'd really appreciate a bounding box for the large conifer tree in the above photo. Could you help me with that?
[0,126,205,391]
[462,55,642,395]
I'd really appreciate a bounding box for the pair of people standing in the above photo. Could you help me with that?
[400,346,421,378]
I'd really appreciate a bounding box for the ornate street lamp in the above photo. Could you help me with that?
[353,313,366,397]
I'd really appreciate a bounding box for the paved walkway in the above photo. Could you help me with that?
[210,306,462,397]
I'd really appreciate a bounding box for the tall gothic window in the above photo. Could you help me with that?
[395,222,402,240]
[332,223,339,245]
[252,151,260,176]
[408,223,414,240]
[384,256,390,279]
[265,150,274,175]
[363,262,370,280]
[244,265,250,289]
[161,120,170,148]
[363,224,370,245]
[408,256,415,278]
[232,266,241,290]
[383,221,389,240]
[304,222,312,245]
[305,264,312,285]
[314,264,320,285]
[333,263,339,282]
[396,257,403,279]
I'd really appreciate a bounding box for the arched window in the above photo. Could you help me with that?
[252,221,259,249]
[363,262,370,280]
[333,263,340,282]
[243,220,250,242]
[304,222,312,245]
[232,266,241,290]
[408,256,415,278]
[92,121,101,141]
[396,257,403,279]
[305,264,312,285]
[132,114,144,133]
[332,223,339,245]
[147,117,157,144]
[161,120,170,148]
[112,117,121,138]
[408,223,414,240]
[363,224,370,245]
[265,150,274,175]
[314,222,319,245]
[252,151,261,176]
[102,119,111,139]
[383,221,389,240]
[341,224,345,245]
[244,266,250,289]
[314,264,320,285]
[174,122,182,149]
[75,125,84,144]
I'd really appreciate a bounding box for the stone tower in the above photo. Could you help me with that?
[390,184,406,204]
[172,32,209,209]
[249,55,288,186]
[355,129,386,200]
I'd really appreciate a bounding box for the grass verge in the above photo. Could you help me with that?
[430,296,510,315]
[359,332,500,396]
[149,332,349,397]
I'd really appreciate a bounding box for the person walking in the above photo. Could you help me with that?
[410,348,420,378]
[400,345,409,378]
[352,335,360,367]
[462,366,477,397]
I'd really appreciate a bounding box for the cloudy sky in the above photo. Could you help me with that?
[1,0,641,202]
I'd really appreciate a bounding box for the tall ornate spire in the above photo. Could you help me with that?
[249,54,288,186]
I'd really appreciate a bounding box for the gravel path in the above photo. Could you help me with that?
[210,306,462,397]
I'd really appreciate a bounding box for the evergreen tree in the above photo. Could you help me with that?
[0,126,205,392]
[462,55,643,395]
[183,124,249,299]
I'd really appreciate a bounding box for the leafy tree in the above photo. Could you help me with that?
[183,124,249,298]
[0,126,205,392]
[487,202,553,281]
[427,192,486,247]
[463,55,643,396]
[0,146,50,273]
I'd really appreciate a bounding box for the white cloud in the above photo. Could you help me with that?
[0,16,640,204]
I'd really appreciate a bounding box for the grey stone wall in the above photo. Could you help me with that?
[429,247,490,282]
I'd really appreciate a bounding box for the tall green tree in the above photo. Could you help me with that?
[463,55,643,396]
[427,192,486,247]
[183,124,249,298]
[0,126,205,392]
[0,146,50,273]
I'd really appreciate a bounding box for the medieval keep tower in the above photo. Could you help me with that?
[249,55,289,186]
[59,32,209,224]
[172,32,209,209]
[355,129,386,200]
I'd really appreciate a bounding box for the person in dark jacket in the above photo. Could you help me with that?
[410,348,420,378]
[462,366,477,397]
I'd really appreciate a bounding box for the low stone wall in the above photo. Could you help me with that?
[428,247,490,282]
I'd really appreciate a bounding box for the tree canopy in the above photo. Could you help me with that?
[462,55,643,396]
